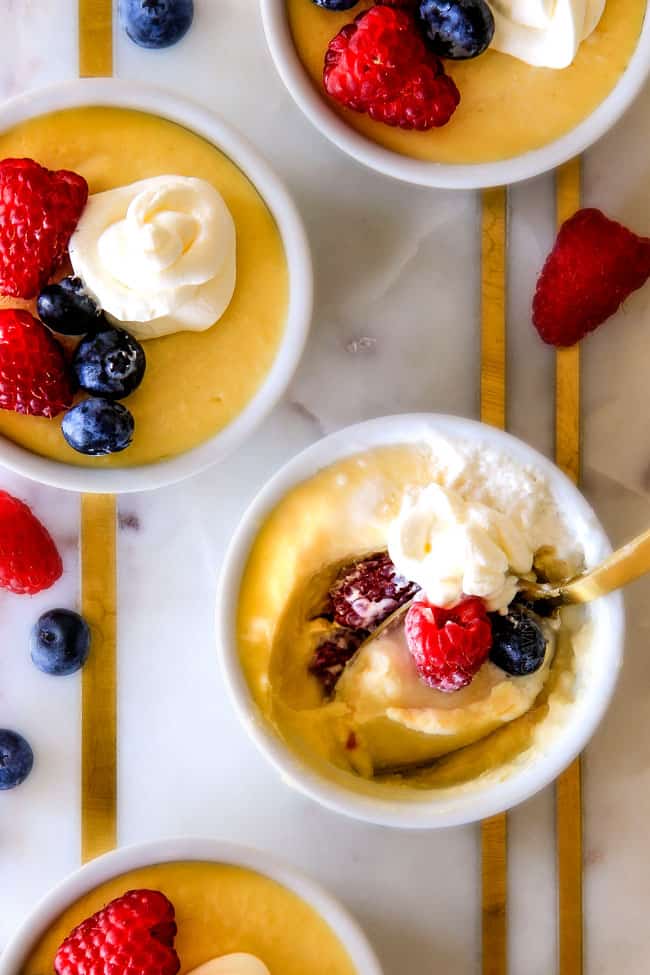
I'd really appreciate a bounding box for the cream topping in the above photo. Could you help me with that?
[69,175,236,340]
[489,0,606,68]
[388,482,534,612]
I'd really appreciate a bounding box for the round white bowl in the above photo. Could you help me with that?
[217,413,625,828]
[0,79,312,493]
[0,837,383,975]
[261,0,650,189]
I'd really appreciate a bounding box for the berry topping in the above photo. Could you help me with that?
[119,0,194,49]
[312,0,359,8]
[73,326,146,400]
[418,0,494,59]
[0,730,34,790]
[324,6,460,130]
[405,596,492,692]
[330,551,420,630]
[37,276,103,336]
[0,490,62,595]
[31,609,91,677]
[0,309,73,418]
[309,628,366,695]
[489,606,546,677]
[0,158,87,299]
[62,398,135,456]
[55,889,180,975]
[533,208,650,348]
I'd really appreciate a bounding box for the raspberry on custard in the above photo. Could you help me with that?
[405,596,492,692]
[330,551,420,631]
[323,5,460,130]
[0,308,73,418]
[55,889,180,975]
[0,157,88,299]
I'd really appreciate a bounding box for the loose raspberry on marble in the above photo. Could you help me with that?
[0,490,63,595]
[405,596,492,692]
[323,5,460,130]
[533,208,650,347]
[330,551,420,631]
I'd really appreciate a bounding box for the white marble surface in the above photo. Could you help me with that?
[1,2,650,973]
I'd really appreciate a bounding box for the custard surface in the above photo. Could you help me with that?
[237,443,583,793]
[21,861,356,975]
[287,0,646,164]
[0,107,288,467]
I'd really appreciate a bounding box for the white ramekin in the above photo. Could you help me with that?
[0,837,383,975]
[260,0,650,189]
[217,413,625,829]
[0,79,312,493]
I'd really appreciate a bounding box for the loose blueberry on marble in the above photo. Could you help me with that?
[37,276,103,336]
[0,730,34,790]
[311,0,359,10]
[418,0,494,59]
[119,0,194,49]
[489,606,546,677]
[62,398,135,456]
[73,327,146,400]
[31,609,91,677]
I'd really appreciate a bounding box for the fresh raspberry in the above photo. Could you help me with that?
[324,6,460,130]
[533,208,650,347]
[309,628,366,694]
[0,309,73,417]
[55,890,180,975]
[0,490,62,594]
[330,551,420,630]
[0,157,88,298]
[405,596,492,692]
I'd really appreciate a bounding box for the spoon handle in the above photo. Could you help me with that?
[564,527,650,603]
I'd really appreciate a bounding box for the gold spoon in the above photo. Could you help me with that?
[519,527,650,605]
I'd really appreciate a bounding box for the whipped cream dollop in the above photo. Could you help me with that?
[388,482,534,612]
[489,0,606,68]
[187,954,270,975]
[69,175,236,340]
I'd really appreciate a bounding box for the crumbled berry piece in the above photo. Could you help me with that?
[405,596,492,692]
[330,551,419,630]
[309,628,366,695]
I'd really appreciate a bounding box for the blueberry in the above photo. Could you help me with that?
[312,0,359,9]
[489,607,547,677]
[0,730,34,790]
[73,327,146,400]
[419,0,494,59]
[31,609,91,677]
[62,398,134,456]
[119,0,194,49]
[37,276,103,336]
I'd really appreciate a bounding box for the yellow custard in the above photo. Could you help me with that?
[287,0,646,164]
[21,861,356,975]
[0,107,289,467]
[237,444,584,793]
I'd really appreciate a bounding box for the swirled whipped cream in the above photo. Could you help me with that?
[489,0,606,68]
[187,954,270,975]
[388,482,534,612]
[69,175,236,340]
